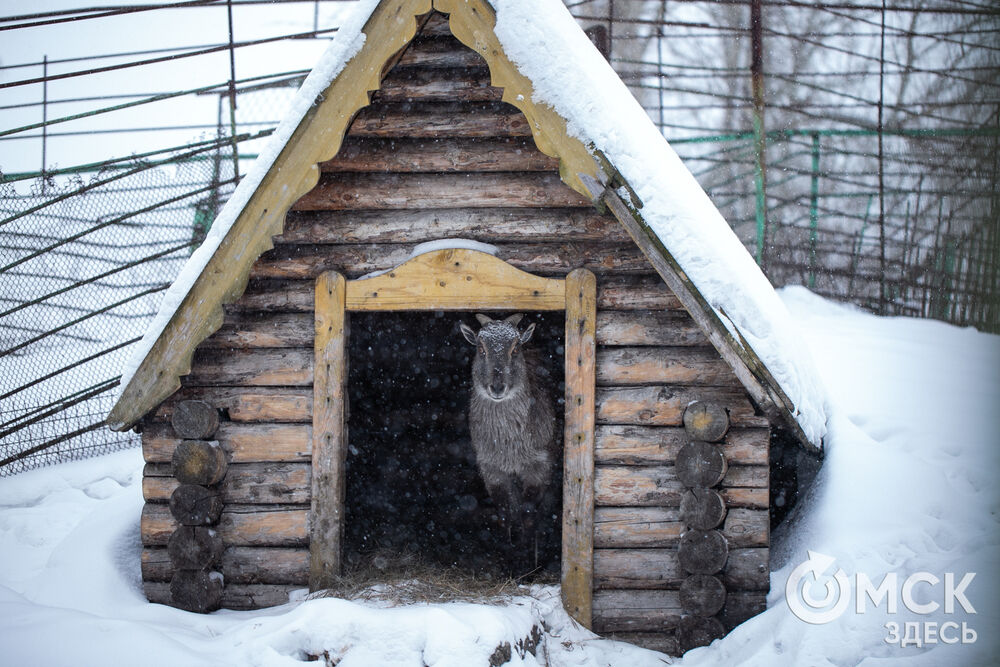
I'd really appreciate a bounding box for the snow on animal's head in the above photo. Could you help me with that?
[459,314,535,400]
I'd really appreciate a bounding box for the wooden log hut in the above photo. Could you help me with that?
[107,0,827,656]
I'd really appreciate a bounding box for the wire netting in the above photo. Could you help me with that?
[0,144,239,475]
[579,0,999,328]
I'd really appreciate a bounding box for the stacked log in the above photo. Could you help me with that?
[676,401,729,653]
[141,397,313,609]
[164,400,226,613]
[590,308,770,655]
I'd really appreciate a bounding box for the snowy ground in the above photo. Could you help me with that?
[1,287,997,666]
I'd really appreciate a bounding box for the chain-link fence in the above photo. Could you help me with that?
[578,0,999,331]
[0,56,303,476]
[670,128,1000,327]
[0,142,240,475]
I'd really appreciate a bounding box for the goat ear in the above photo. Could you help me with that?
[504,313,524,327]
[475,314,493,326]
[519,322,535,343]
[459,322,478,345]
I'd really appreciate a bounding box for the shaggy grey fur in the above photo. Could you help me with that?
[459,314,557,518]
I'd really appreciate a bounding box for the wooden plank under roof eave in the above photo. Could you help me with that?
[575,162,819,454]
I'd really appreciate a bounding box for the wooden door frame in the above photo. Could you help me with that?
[310,248,596,627]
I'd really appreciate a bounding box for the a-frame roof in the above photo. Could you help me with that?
[107,0,828,452]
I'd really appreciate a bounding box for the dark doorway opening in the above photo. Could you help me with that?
[342,310,564,583]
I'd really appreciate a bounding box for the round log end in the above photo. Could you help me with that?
[679,574,727,617]
[171,400,220,440]
[172,440,228,486]
[675,441,728,488]
[678,615,725,653]
[167,526,224,570]
[683,401,730,442]
[678,529,729,575]
[169,569,223,613]
[169,484,224,525]
[680,487,727,530]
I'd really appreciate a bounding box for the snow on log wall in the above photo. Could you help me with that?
[137,13,769,655]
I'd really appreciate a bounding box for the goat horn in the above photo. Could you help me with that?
[475,314,493,325]
[504,313,524,326]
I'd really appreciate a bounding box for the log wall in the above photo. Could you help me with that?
[139,11,769,654]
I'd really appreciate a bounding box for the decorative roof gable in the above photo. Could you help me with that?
[107,0,827,452]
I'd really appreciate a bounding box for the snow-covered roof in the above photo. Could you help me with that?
[488,0,829,446]
[108,0,828,451]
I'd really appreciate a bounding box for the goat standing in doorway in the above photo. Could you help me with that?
[460,313,558,574]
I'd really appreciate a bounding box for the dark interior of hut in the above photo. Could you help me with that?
[342,310,565,587]
[769,427,822,529]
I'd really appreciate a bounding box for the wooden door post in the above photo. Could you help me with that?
[562,268,596,628]
[311,271,348,590]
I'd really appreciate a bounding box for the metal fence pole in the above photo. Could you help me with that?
[751,0,768,268]
[877,0,887,314]
[808,132,819,288]
[41,55,48,193]
[227,0,240,180]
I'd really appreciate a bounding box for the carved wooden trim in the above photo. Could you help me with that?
[434,0,601,198]
[346,247,565,311]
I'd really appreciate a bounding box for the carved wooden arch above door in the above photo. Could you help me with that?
[311,247,596,627]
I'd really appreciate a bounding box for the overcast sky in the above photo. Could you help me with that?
[1,1,360,178]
